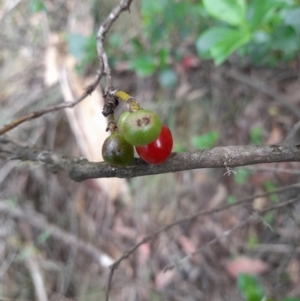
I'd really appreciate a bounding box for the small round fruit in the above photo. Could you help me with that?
[117,111,130,135]
[123,109,162,146]
[102,133,134,167]
[135,125,173,164]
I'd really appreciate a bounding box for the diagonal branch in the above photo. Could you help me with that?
[0,201,114,268]
[228,69,300,119]
[0,0,133,136]
[104,187,300,301]
[164,197,300,272]
[0,68,103,136]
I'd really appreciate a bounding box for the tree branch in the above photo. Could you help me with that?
[0,202,114,268]
[96,0,134,116]
[0,0,133,136]
[0,71,103,136]
[5,143,300,180]
[96,0,133,88]
[164,197,300,272]
[24,251,48,301]
[228,69,300,119]
[104,186,300,300]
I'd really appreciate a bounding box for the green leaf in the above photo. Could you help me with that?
[237,274,265,301]
[234,167,250,184]
[67,33,97,73]
[264,180,278,202]
[191,131,218,149]
[248,0,283,29]
[81,34,97,63]
[241,31,272,65]
[129,56,156,77]
[173,142,186,152]
[247,235,258,248]
[108,34,122,48]
[263,211,275,228]
[158,69,177,88]
[150,291,163,301]
[7,198,18,209]
[196,27,231,59]
[271,25,299,55]
[227,195,237,204]
[67,34,90,61]
[17,245,35,261]
[202,0,246,26]
[130,37,145,53]
[141,0,168,16]
[250,126,263,145]
[30,0,45,13]
[282,7,300,32]
[158,48,168,69]
[210,29,251,65]
[37,231,51,245]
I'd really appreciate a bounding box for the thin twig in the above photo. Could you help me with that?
[96,0,133,88]
[164,214,256,272]
[284,120,300,144]
[24,244,48,301]
[96,0,133,116]
[246,166,300,175]
[163,197,300,272]
[0,0,133,135]
[0,201,114,268]
[260,197,299,214]
[0,72,103,136]
[0,252,17,277]
[0,0,23,21]
[0,135,29,147]
[228,69,300,119]
[239,243,300,253]
[104,183,300,301]
[275,233,300,278]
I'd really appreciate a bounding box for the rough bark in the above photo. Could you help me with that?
[11,144,300,180]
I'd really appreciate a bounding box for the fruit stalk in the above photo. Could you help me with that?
[107,114,117,133]
[114,90,141,112]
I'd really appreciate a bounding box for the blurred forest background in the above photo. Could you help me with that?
[1,0,300,300]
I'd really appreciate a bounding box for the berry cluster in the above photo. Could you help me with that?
[102,94,173,167]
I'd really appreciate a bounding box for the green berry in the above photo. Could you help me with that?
[102,133,134,166]
[117,111,130,135]
[122,109,162,146]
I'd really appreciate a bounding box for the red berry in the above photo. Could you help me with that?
[135,125,173,164]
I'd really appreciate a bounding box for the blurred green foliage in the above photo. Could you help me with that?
[226,195,237,204]
[36,231,51,245]
[30,0,45,13]
[125,0,300,77]
[191,131,219,149]
[66,33,97,74]
[234,167,250,184]
[246,234,258,248]
[264,180,278,202]
[30,0,300,78]
[237,274,267,301]
[236,273,300,301]
[249,126,263,145]
[112,0,300,78]
[197,0,300,66]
